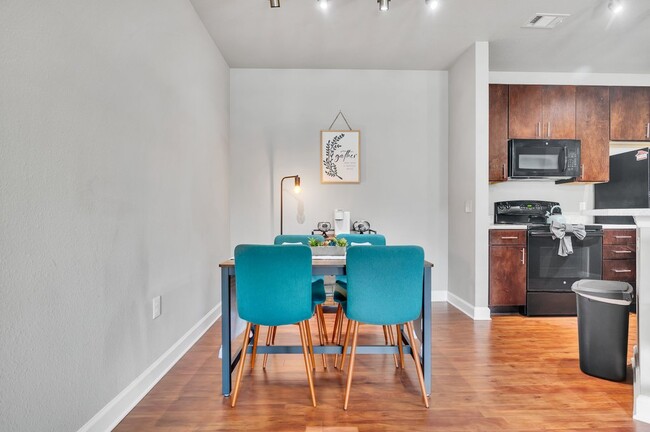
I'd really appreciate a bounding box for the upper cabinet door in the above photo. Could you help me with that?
[576,86,609,183]
[489,84,509,182]
[542,86,576,139]
[610,87,650,141]
[508,85,543,139]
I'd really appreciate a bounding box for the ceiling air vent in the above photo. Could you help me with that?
[522,13,570,29]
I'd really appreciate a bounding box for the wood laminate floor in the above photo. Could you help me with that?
[116,303,650,431]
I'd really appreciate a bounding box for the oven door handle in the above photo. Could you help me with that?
[529,231,603,237]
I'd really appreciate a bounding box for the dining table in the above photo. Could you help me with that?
[218,256,434,397]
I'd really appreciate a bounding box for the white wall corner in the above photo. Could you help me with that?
[77,303,222,432]
[447,292,492,321]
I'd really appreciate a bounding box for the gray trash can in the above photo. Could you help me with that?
[571,279,633,381]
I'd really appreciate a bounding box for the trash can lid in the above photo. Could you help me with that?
[571,279,633,294]
[571,279,633,305]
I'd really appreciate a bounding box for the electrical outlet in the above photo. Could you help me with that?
[579,201,586,211]
[153,296,161,320]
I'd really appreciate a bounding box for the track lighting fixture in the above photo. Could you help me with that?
[378,0,390,11]
[425,0,439,9]
[270,0,280,8]
[317,0,328,10]
[608,0,623,13]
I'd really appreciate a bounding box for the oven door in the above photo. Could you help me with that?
[527,230,603,292]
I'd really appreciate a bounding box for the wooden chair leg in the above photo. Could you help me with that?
[382,324,389,345]
[406,321,429,408]
[335,311,347,367]
[231,322,253,408]
[396,324,405,369]
[298,321,317,407]
[331,304,341,344]
[386,325,399,368]
[305,318,316,370]
[339,318,353,370]
[315,306,327,369]
[318,304,329,342]
[343,320,360,410]
[250,325,260,369]
[263,326,275,369]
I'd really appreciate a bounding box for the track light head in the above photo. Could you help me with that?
[608,0,623,13]
[378,0,390,11]
[270,0,280,8]
[425,0,439,9]
[317,0,328,10]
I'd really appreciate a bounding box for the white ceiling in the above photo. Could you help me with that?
[189,0,650,73]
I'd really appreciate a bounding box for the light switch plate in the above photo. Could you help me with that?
[464,200,473,213]
[153,296,161,320]
[579,202,586,211]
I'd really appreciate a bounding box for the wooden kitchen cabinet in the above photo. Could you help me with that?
[489,230,527,307]
[489,84,509,182]
[602,229,637,305]
[610,87,650,141]
[509,85,576,139]
[575,86,609,183]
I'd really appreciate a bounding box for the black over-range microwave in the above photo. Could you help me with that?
[508,139,581,179]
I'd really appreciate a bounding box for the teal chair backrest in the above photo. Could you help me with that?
[234,245,313,326]
[337,234,386,247]
[274,234,324,245]
[345,246,424,325]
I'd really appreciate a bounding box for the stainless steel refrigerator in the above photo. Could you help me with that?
[594,147,650,224]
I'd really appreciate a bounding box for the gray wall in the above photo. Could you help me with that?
[229,69,449,294]
[0,1,230,430]
[448,42,490,315]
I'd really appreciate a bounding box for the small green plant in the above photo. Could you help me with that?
[308,237,347,247]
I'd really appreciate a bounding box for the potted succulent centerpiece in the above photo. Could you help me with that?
[308,237,347,256]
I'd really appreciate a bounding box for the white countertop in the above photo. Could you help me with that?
[489,224,527,230]
[489,223,636,230]
[584,209,650,217]
[600,224,637,229]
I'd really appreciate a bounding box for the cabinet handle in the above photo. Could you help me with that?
[580,164,584,179]
[647,122,649,139]
[615,235,633,239]
[536,122,541,137]
[501,236,519,239]
[547,122,551,138]
[613,250,633,254]
[612,269,632,273]
[521,248,525,265]
[503,164,507,180]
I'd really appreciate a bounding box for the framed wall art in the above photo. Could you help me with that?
[320,130,360,184]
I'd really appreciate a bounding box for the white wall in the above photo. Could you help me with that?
[229,69,449,294]
[488,71,650,224]
[448,42,491,319]
[0,1,230,431]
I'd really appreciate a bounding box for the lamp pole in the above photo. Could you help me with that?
[280,175,301,235]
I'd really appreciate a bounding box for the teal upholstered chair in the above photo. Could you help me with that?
[231,244,317,407]
[270,234,327,369]
[331,234,388,362]
[338,246,428,410]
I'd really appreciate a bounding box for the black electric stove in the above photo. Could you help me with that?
[494,200,603,316]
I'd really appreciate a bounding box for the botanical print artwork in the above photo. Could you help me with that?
[321,130,360,183]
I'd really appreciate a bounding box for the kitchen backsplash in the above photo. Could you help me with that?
[488,181,595,224]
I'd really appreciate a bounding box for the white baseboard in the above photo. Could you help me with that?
[77,302,222,432]
[634,395,650,424]
[432,290,448,302]
[447,292,491,321]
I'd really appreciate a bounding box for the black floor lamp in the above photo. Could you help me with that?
[280,175,301,235]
